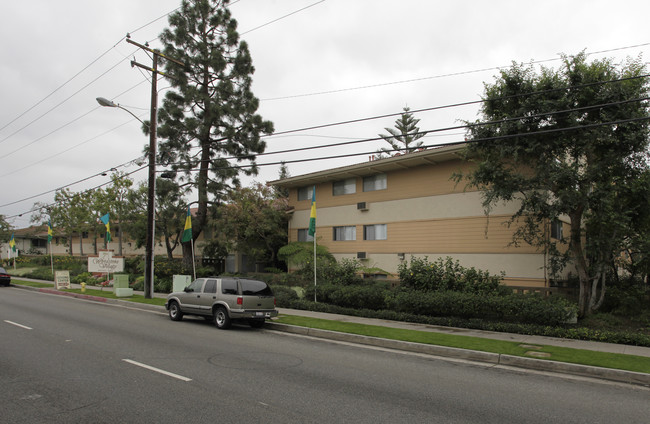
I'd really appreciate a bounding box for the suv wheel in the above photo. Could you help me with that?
[214,307,231,329]
[168,301,183,321]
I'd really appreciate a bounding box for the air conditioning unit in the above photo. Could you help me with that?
[357,252,367,259]
[357,202,369,211]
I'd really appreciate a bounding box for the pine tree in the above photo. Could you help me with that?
[378,106,425,157]
[155,0,274,263]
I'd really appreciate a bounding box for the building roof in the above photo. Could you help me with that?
[268,143,467,188]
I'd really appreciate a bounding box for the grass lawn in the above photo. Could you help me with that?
[274,315,650,374]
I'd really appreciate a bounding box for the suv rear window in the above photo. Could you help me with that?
[240,279,273,296]
[221,279,238,295]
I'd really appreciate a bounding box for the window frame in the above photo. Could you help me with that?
[297,228,314,242]
[297,186,314,201]
[333,226,357,241]
[363,224,387,240]
[362,174,387,192]
[332,178,356,196]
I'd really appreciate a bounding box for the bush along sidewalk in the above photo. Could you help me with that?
[278,298,650,348]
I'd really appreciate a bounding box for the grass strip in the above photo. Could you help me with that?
[12,280,167,307]
[275,315,650,374]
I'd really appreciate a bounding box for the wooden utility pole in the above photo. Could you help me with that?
[127,37,184,298]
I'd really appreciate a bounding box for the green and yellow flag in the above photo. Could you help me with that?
[181,206,192,243]
[9,233,16,252]
[47,220,53,243]
[100,213,111,243]
[308,186,316,237]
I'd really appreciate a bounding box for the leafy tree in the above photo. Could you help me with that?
[154,0,274,265]
[0,215,11,243]
[377,106,425,157]
[458,53,649,317]
[123,177,187,259]
[33,188,95,256]
[214,183,288,268]
[98,173,135,255]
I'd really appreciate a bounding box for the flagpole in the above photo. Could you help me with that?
[49,241,54,276]
[190,237,196,281]
[313,235,317,302]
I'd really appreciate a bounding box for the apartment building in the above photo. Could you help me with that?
[270,144,563,287]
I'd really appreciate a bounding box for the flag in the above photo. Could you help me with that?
[9,233,16,252]
[181,206,192,243]
[308,185,316,237]
[47,220,53,243]
[100,213,111,243]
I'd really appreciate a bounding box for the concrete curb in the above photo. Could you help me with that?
[266,322,650,387]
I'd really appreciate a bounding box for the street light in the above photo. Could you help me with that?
[96,97,145,125]
[96,96,157,299]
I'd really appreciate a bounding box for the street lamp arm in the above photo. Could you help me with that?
[96,97,146,125]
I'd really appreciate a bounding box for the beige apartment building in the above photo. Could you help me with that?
[271,144,566,288]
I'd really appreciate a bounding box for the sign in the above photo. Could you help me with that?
[88,250,125,273]
[55,270,71,290]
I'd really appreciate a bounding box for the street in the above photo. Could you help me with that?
[1,287,649,423]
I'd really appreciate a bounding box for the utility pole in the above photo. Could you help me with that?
[127,37,184,299]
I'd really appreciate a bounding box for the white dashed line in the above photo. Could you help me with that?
[4,320,33,330]
[122,359,192,382]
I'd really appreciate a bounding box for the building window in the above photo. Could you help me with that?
[364,224,387,240]
[82,231,89,239]
[551,220,563,240]
[297,186,314,201]
[363,174,387,192]
[33,239,47,248]
[332,178,356,196]
[333,226,356,241]
[297,229,314,242]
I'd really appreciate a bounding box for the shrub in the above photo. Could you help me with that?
[271,285,299,307]
[385,289,576,326]
[398,256,504,295]
[304,282,392,310]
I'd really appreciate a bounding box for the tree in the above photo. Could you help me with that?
[459,53,649,317]
[99,173,135,255]
[213,183,288,269]
[377,106,426,157]
[155,0,274,265]
[0,215,11,243]
[123,177,187,259]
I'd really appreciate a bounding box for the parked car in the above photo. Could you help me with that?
[165,277,278,329]
[0,267,10,286]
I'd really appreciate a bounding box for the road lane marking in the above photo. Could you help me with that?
[4,320,33,330]
[122,359,192,382]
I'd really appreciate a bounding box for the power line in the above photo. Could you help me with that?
[260,42,650,102]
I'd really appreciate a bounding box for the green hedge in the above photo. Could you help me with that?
[282,299,650,347]
[386,289,576,326]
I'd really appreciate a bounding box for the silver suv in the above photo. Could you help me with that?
[165,277,278,329]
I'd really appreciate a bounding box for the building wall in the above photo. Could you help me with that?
[286,158,557,286]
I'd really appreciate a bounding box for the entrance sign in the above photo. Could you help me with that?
[88,250,125,273]
[55,270,71,290]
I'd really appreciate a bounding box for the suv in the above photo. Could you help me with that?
[165,277,278,329]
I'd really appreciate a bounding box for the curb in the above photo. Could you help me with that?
[266,322,650,387]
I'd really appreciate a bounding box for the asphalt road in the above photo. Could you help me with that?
[2,287,649,424]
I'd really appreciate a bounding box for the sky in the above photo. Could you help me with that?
[1,0,649,229]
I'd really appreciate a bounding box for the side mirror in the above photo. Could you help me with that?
[184,287,193,293]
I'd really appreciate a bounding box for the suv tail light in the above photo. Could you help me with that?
[237,296,243,305]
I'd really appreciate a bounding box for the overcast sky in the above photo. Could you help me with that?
[1,0,649,228]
